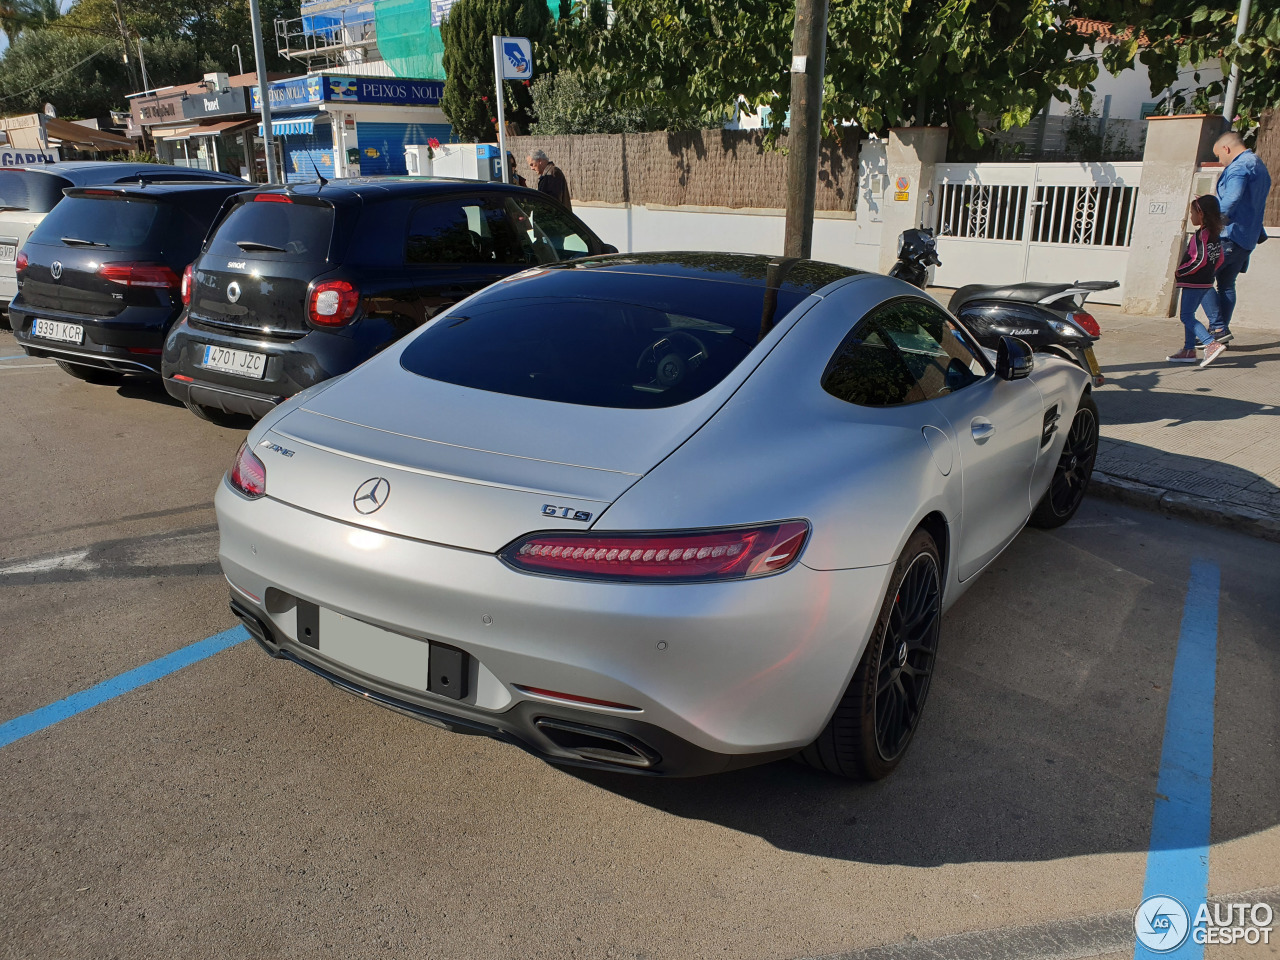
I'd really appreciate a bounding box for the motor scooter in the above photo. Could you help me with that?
[890,227,1113,387]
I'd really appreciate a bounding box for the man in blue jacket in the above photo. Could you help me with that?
[1204,130,1271,342]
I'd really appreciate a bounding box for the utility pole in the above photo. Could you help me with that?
[136,37,151,94]
[112,0,139,91]
[1220,0,1254,129]
[783,0,829,259]
[248,0,278,184]
[492,36,510,184]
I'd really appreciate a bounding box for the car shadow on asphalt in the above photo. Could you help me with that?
[564,524,1280,867]
[115,377,184,407]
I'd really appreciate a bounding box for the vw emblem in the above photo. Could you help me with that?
[226,280,241,303]
[353,477,390,515]
[50,260,62,280]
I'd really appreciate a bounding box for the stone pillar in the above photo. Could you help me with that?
[1122,115,1223,316]
[878,127,948,274]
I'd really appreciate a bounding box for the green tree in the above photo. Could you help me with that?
[1084,0,1280,133]
[440,0,553,141]
[552,0,1100,148]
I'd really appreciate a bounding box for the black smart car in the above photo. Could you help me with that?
[162,178,615,423]
[10,180,253,383]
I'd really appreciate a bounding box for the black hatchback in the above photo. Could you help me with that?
[161,178,614,423]
[10,180,252,383]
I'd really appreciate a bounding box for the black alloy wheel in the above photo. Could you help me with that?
[797,527,943,780]
[873,552,942,763]
[1030,393,1099,529]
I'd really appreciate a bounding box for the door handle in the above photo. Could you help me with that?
[971,418,995,441]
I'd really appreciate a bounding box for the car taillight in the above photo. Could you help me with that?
[1069,311,1101,337]
[229,442,266,498]
[501,521,810,583]
[181,263,193,305]
[308,279,359,327]
[254,193,292,203]
[100,262,182,290]
[14,251,26,274]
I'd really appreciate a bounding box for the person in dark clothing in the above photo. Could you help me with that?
[527,148,572,210]
[1167,195,1227,367]
[507,152,527,188]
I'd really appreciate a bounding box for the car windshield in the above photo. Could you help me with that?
[400,275,806,409]
[0,171,72,214]
[205,199,334,261]
[29,196,168,250]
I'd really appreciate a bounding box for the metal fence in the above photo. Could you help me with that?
[937,180,1138,247]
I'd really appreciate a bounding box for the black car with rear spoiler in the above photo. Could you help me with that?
[160,178,614,424]
[8,180,252,384]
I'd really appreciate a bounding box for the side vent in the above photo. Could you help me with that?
[1042,404,1061,448]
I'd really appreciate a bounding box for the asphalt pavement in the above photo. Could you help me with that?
[1,327,1278,960]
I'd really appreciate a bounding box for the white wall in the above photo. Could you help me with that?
[1048,56,1225,122]
[1234,230,1280,332]
[571,203,865,272]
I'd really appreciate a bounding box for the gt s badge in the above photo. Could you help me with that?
[542,504,592,522]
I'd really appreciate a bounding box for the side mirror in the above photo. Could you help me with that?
[600,243,619,254]
[996,336,1034,381]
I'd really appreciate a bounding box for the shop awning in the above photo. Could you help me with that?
[159,126,199,141]
[258,113,324,137]
[43,117,135,150]
[189,118,257,136]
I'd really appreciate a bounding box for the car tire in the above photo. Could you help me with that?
[183,399,249,427]
[797,527,943,780]
[55,360,125,385]
[1029,392,1098,529]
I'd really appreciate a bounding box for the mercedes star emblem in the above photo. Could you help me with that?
[50,260,62,280]
[353,477,391,515]
[226,280,242,303]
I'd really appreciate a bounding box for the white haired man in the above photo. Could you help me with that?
[1203,130,1271,343]
[526,148,572,211]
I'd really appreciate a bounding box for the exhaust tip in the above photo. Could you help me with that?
[534,717,661,770]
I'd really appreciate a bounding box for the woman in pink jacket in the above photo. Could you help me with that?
[1167,195,1227,367]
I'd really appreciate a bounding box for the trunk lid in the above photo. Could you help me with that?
[190,195,337,337]
[262,357,728,551]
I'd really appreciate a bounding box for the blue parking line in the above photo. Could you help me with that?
[1134,560,1220,958]
[0,354,29,361]
[0,626,248,750]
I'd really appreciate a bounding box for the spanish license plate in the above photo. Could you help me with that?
[0,244,16,262]
[1084,346,1102,377]
[200,344,266,379]
[32,318,84,343]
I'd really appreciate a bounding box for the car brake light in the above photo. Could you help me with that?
[501,521,810,583]
[181,263,193,305]
[229,442,266,498]
[1069,311,1101,337]
[308,279,359,327]
[15,251,26,274]
[254,193,292,203]
[100,262,182,289]
[81,189,119,197]
[514,686,640,711]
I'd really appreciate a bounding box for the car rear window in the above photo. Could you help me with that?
[400,276,806,409]
[206,198,334,261]
[0,171,72,215]
[29,195,170,250]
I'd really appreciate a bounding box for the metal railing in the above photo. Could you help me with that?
[275,7,378,70]
[936,180,1139,248]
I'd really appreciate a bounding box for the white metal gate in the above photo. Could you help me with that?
[929,162,1142,304]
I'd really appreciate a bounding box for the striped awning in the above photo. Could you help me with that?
[257,113,324,137]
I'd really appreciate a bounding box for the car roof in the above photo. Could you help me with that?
[249,177,560,207]
[0,162,243,186]
[530,251,867,298]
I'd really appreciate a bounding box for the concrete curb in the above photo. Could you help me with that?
[1089,472,1280,545]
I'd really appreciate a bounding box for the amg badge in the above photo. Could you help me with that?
[542,504,593,522]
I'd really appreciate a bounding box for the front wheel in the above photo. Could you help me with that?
[1030,393,1099,529]
[55,360,125,385]
[797,528,943,780]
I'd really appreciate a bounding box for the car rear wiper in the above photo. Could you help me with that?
[61,237,108,247]
[235,240,287,252]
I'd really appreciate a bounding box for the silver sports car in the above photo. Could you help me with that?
[217,253,1098,779]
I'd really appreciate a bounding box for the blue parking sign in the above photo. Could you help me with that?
[498,36,533,80]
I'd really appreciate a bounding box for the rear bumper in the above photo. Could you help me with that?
[9,299,174,375]
[216,482,895,776]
